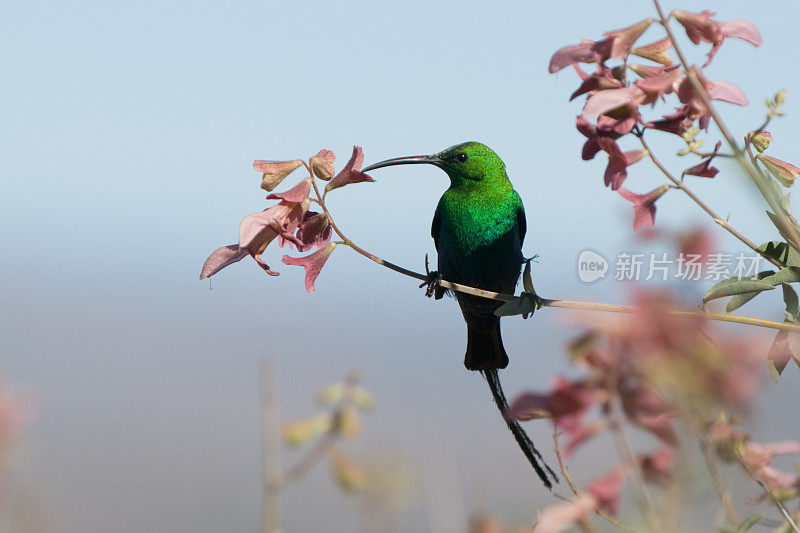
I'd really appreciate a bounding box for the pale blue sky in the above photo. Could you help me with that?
[2,1,799,531]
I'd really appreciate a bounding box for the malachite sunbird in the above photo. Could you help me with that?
[362,141,557,488]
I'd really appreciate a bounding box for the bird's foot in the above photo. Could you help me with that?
[419,254,443,298]
[519,291,544,319]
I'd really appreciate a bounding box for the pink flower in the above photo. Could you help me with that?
[672,10,762,66]
[639,446,676,485]
[253,159,304,191]
[596,137,648,190]
[199,200,306,279]
[549,40,604,74]
[325,146,375,193]
[683,141,722,178]
[757,154,800,187]
[295,211,332,252]
[619,380,679,446]
[282,242,338,293]
[586,468,626,516]
[743,441,800,490]
[581,86,645,122]
[675,70,748,130]
[511,377,596,426]
[549,19,653,73]
[635,68,682,106]
[563,420,606,459]
[532,495,596,533]
[569,65,624,101]
[309,149,336,180]
[604,19,654,60]
[630,37,673,65]
[648,105,693,136]
[617,184,670,230]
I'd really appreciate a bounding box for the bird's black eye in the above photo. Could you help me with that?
[456,153,468,163]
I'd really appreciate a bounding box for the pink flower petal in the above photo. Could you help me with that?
[684,141,721,178]
[282,242,337,293]
[533,495,596,533]
[309,149,336,180]
[640,446,676,485]
[199,245,248,279]
[548,41,598,73]
[597,138,647,190]
[325,146,375,193]
[604,18,654,60]
[586,468,626,516]
[720,19,763,46]
[707,80,749,106]
[635,69,682,106]
[296,211,333,252]
[253,159,304,191]
[630,37,673,65]
[618,185,669,230]
[581,86,644,121]
[266,177,312,203]
[564,420,606,459]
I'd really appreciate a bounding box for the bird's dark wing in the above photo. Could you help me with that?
[431,207,441,252]
[516,203,526,247]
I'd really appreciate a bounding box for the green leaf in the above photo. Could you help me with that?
[522,259,535,294]
[735,514,764,532]
[703,277,775,303]
[495,296,536,317]
[725,270,775,312]
[767,285,800,382]
[765,212,800,248]
[760,266,800,286]
[782,283,800,318]
[758,241,800,268]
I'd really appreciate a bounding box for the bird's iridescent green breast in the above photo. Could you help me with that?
[437,187,523,253]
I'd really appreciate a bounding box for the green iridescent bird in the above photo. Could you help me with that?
[362,141,557,488]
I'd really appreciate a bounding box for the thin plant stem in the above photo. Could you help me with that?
[606,365,660,531]
[269,370,359,489]
[260,360,282,533]
[637,134,781,268]
[309,165,800,333]
[736,450,800,533]
[652,0,800,253]
[693,421,740,526]
[552,431,638,532]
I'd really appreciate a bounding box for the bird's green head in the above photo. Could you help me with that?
[361,141,509,189]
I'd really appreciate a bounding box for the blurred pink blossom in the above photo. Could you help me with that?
[282,242,338,293]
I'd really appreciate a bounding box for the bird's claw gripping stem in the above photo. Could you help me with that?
[419,254,443,298]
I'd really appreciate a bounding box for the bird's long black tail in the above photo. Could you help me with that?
[483,368,558,489]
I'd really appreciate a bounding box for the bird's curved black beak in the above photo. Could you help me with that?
[362,154,444,173]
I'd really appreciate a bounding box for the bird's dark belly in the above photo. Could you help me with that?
[438,226,523,314]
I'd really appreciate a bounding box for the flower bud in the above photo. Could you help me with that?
[757,154,800,187]
[775,89,787,107]
[253,159,303,191]
[747,130,772,153]
[309,149,336,180]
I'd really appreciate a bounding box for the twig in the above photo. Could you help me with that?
[311,165,800,333]
[269,370,360,489]
[692,420,740,526]
[260,360,282,533]
[552,431,637,532]
[652,0,800,253]
[736,450,800,533]
[606,364,660,531]
[637,134,781,268]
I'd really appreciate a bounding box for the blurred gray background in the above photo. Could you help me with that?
[2,0,799,531]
